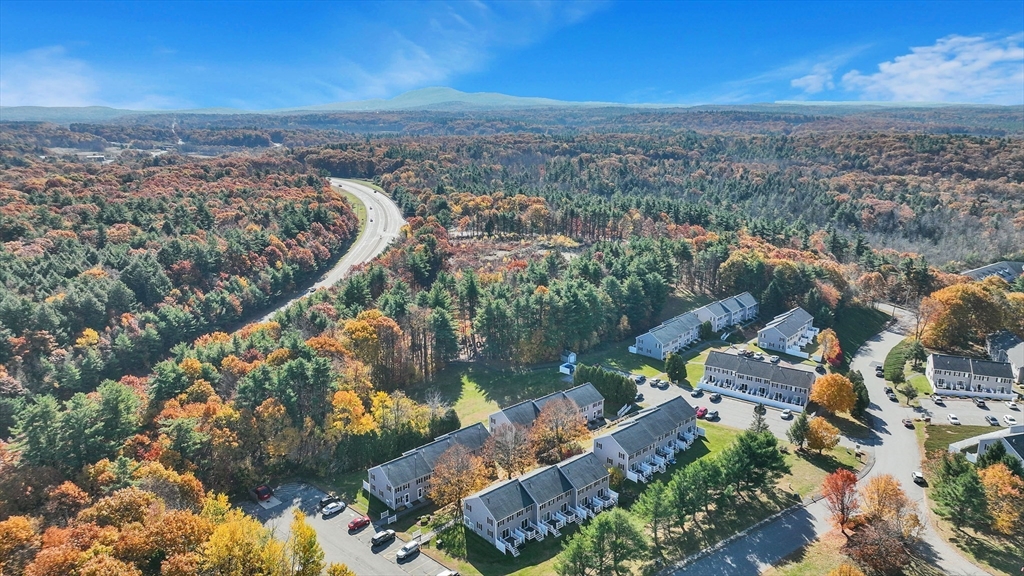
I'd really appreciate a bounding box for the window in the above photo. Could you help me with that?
[487,517,493,526]
[477,522,482,530]
[487,529,493,537]
[596,442,603,449]
[466,504,472,512]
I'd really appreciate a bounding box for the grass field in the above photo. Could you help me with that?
[762,531,851,576]
[339,189,367,227]
[907,373,932,395]
[834,306,892,367]
[413,364,568,426]
[782,445,861,498]
[921,424,991,458]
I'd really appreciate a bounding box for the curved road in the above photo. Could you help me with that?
[671,307,989,575]
[259,178,405,322]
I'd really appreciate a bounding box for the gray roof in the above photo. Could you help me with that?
[495,384,605,428]
[987,331,1024,364]
[761,307,814,338]
[1004,434,1024,460]
[646,312,701,345]
[930,353,1014,379]
[375,423,490,487]
[519,466,574,506]
[961,261,1024,282]
[734,292,758,308]
[700,301,730,318]
[557,452,609,490]
[705,351,817,391]
[601,397,696,455]
[475,478,535,523]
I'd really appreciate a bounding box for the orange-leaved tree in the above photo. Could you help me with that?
[978,462,1024,535]
[806,417,840,454]
[529,398,588,464]
[427,445,490,521]
[822,469,859,533]
[810,373,855,414]
[485,423,535,479]
[818,328,842,367]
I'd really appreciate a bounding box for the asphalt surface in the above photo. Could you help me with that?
[260,178,405,322]
[240,483,448,576]
[669,309,990,576]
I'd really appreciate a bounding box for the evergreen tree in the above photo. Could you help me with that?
[934,464,991,530]
[664,353,687,383]
[787,411,811,449]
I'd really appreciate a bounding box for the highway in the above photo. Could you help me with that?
[259,178,405,322]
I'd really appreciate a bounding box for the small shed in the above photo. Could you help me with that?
[561,350,578,364]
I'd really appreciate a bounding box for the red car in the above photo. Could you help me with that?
[348,516,371,531]
[254,485,273,501]
[695,406,708,419]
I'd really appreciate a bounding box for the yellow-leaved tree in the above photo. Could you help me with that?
[810,374,855,414]
[806,417,840,454]
[201,509,287,576]
[978,463,1024,535]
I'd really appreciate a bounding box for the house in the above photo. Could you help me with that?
[488,383,604,430]
[961,261,1024,283]
[462,452,616,557]
[925,354,1016,401]
[986,331,1024,385]
[366,422,490,510]
[592,397,698,484]
[757,307,817,356]
[632,311,702,360]
[699,350,817,411]
[948,425,1024,465]
[632,292,758,360]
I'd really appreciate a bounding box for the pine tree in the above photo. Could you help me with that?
[934,465,991,530]
[787,411,811,449]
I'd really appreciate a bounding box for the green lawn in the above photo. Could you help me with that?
[348,178,386,193]
[413,364,568,426]
[340,189,367,228]
[762,531,851,576]
[833,306,892,367]
[782,445,861,498]
[907,373,932,396]
[921,424,991,458]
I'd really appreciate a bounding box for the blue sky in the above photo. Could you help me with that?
[1,1,1022,109]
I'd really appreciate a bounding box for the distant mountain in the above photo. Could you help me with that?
[1,87,1017,124]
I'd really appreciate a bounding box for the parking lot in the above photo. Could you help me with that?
[238,483,449,576]
[911,394,1021,428]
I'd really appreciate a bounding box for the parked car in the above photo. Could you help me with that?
[769,355,780,364]
[933,395,945,406]
[973,397,987,408]
[1006,401,1019,410]
[659,380,670,390]
[321,501,346,516]
[633,375,646,384]
[348,516,371,531]
[649,378,659,387]
[754,353,765,361]
[371,529,396,547]
[634,393,644,403]
[947,414,961,425]
[912,471,926,485]
[709,392,721,402]
[396,540,420,560]
[253,485,273,501]
[437,571,461,576]
[984,415,999,426]
[690,389,704,398]
[815,364,827,374]
[780,409,793,419]
[705,410,719,421]
[695,406,708,419]
[1004,415,1018,426]
[318,495,341,510]
[902,418,914,428]
[883,386,893,394]
[887,392,898,402]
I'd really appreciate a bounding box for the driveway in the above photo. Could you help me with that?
[667,308,989,576]
[240,483,448,576]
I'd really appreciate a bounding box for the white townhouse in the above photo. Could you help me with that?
[757,306,816,356]
[366,422,490,510]
[700,350,816,411]
[949,425,1024,466]
[925,353,1016,401]
[986,331,1024,385]
[632,292,758,360]
[462,452,615,557]
[592,397,698,484]
[488,383,604,430]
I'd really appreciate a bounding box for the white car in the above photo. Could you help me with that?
[947,414,961,425]
[1007,401,1019,410]
[1004,415,1018,426]
[780,409,793,419]
[396,540,420,560]
[437,571,461,576]
[769,355,780,364]
[321,501,346,516]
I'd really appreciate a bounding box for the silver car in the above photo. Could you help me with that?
[396,540,420,560]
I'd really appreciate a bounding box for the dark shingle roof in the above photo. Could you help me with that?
[647,312,701,344]
[602,397,696,455]
[495,384,605,428]
[931,354,1014,379]
[375,423,490,487]
[557,452,609,490]
[519,466,574,507]
[735,292,758,308]
[961,261,1024,282]
[761,307,814,338]
[931,354,973,373]
[564,383,603,408]
[705,351,816,391]
[477,479,535,523]
[498,401,541,427]
[988,331,1024,364]
[1004,434,1024,460]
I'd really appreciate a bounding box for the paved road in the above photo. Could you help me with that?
[670,310,990,576]
[260,178,405,321]
[241,483,447,576]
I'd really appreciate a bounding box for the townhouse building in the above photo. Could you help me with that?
[632,292,758,360]
[925,353,1016,401]
[756,307,817,356]
[488,383,604,430]
[592,396,698,483]
[700,350,816,411]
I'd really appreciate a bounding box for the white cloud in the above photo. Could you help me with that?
[325,1,608,101]
[841,34,1024,104]
[791,64,836,94]
[0,46,100,107]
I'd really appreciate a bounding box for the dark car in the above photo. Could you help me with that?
[815,364,827,374]
[912,471,926,485]
[902,418,914,428]
[318,495,341,510]
[887,392,898,402]
[883,386,893,394]
[690,389,704,398]
[709,392,721,402]
[633,375,646,384]
[253,485,273,501]
[695,406,708,419]
[348,516,371,531]
[635,393,644,403]
[705,409,719,421]
[371,529,396,547]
